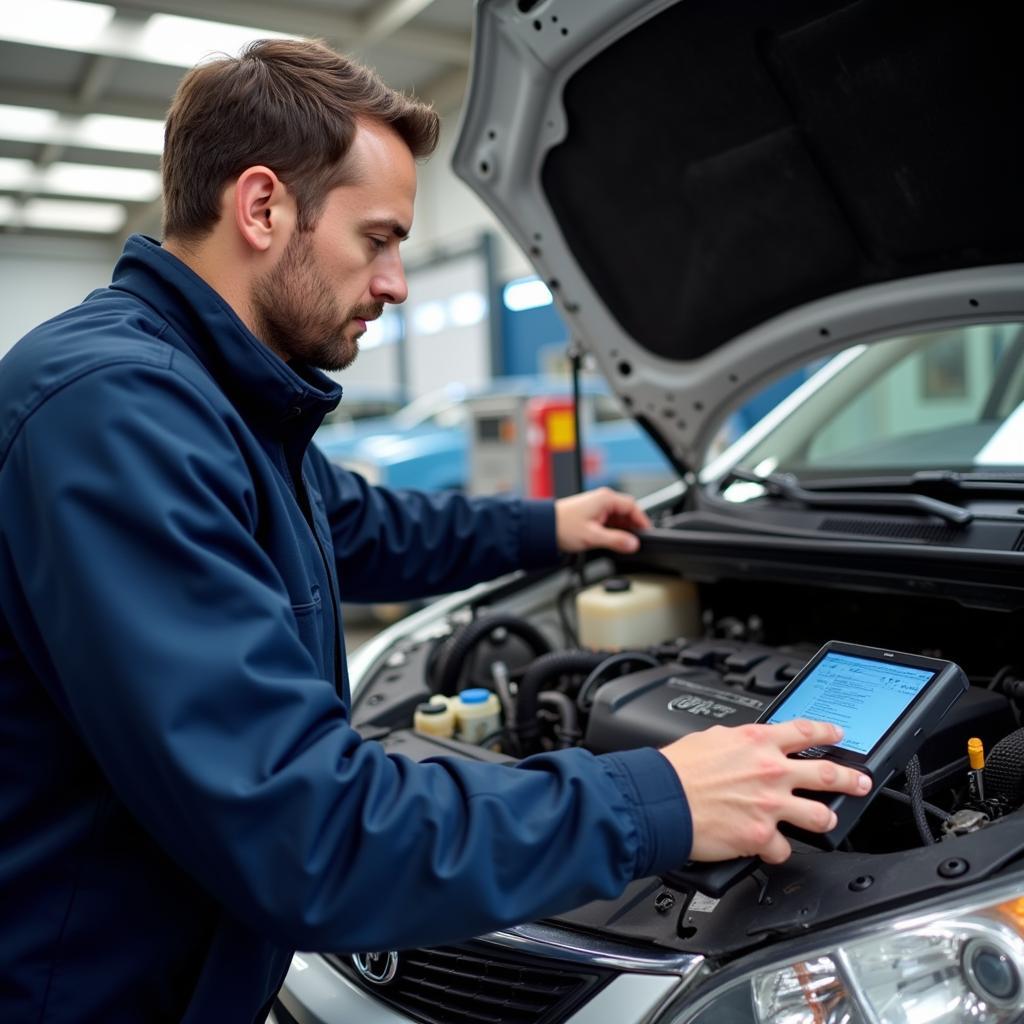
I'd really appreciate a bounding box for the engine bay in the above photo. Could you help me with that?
[350,556,1024,958]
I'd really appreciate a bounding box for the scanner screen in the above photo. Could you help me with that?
[767,652,935,755]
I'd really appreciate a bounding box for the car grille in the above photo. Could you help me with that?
[327,940,614,1024]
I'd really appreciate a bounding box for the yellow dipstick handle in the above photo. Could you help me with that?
[968,737,986,771]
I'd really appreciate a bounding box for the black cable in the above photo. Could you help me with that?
[987,664,1015,690]
[922,756,969,789]
[576,651,659,711]
[878,786,950,823]
[537,691,582,749]
[434,614,552,696]
[556,583,580,648]
[568,341,584,495]
[512,650,607,754]
[904,754,936,845]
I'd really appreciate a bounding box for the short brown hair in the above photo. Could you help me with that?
[161,38,439,241]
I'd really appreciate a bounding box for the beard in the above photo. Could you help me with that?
[250,232,382,373]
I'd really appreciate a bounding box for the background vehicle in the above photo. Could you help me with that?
[316,386,405,435]
[315,375,673,495]
[279,0,1024,1022]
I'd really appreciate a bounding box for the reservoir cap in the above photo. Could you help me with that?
[460,688,492,704]
[602,577,632,593]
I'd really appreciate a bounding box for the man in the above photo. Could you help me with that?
[0,40,868,1021]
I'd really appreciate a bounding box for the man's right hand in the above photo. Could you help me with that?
[659,719,872,864]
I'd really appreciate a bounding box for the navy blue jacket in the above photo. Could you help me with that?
[0,236,691,1021]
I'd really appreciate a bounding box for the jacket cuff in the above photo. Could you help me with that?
[517,499,559,569]
[599,747,692,877]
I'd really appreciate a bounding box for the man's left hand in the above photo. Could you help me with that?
[554,487,652,555]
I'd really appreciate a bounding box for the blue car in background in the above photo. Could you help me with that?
[314,376,674,496]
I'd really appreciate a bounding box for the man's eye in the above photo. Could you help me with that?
[369,236,388,251]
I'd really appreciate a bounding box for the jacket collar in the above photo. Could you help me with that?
[109,234,342,435]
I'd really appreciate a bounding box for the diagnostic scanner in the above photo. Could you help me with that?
[762,640,969,849]
[665,640,968,897]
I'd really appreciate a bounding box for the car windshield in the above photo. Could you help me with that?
[730,321,1024,480]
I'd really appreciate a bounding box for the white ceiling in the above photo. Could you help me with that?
[0,0,474,240]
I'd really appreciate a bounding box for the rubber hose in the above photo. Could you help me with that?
[434,613,552,696]
[904,754,935,845]
[513,650,606,754]
[538,690,582,749]
[983,726,1024,806]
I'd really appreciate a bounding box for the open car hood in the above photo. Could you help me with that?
[453,0,1024,472]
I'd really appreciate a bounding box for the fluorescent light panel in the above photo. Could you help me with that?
[503,277,553,312]
[0,158,32,191]
[43,163,160,202]
[0,157,160,202]
[3,0,114,51]
[137,14,298,68]
[0,105,166,156]
[0,196,126,233]
[0,105,60,142]
[24,197,126,232]
[75,114,165,156]
[0,3,299,69]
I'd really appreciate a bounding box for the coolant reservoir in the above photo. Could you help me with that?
[576,575,700,649]
[413,695,456,738]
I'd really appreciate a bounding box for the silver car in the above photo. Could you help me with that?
[278,0,1024,1021]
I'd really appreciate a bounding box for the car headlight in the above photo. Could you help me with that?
[668,879,1024,1024]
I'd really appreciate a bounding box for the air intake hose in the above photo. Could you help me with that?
[984,727,1024,806]
[433,613,552,696]
[512,650,607,754]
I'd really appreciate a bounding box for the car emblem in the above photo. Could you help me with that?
[352,950,399,985]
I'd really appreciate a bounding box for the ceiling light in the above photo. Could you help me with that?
[0,105,60,143]
[0,158,161,203]
[411,301,447,336]
[0,196,17,222]
[503,277,553,312]
[0,158,34,192]
[2,0,114,51]
[0,105,166,157]
[137,14,298,68]
[21,198,126,233]
[41,163,161,202]
[448,291,488,327]
[75,114,166,156]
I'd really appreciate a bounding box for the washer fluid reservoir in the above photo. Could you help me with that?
[576,575,700,650]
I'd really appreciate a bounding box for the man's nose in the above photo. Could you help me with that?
[371,256,408,305]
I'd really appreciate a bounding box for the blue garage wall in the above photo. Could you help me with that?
[499,278,568,376]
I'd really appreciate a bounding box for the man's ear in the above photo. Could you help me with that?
[232,166,294,253]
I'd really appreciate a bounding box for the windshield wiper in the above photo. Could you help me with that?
[910,470,1024,494]
[728,467,974,526]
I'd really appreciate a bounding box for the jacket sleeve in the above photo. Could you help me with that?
[0,359,692,952]
[308,446,560,603]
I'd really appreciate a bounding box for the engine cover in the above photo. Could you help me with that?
[585,664,769,753]
[584,643,1012,772]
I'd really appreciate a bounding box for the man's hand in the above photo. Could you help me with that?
[660,719,873,864]
[555,487,652,555]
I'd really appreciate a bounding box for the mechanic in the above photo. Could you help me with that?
[0,39,871,1022]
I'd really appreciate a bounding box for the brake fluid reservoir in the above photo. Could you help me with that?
[576,575,700,649]
[452,688,502,745]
